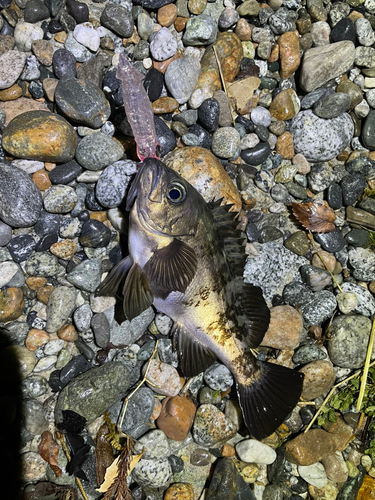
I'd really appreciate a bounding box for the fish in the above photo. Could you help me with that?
[96,158,304,440]
[116,53,161,161]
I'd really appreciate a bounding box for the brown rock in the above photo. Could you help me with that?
[153,51,182,74]
[261,305,303,350]
[276,131,294,159]
[0,34,15,55]
[336,78,363,109]
[42,78,58,102]
[268,43,279,62]
[89,211,107,222]
[222,443,236,457]
[36,285,54,305]
[164,483,194,500]
[321,451,349,483]
[57,324,78,342]
[3,110,77,162]
[0,287,24,321]
[150,398,162,420]
[156,395,196,441]
[0,83,22,101]
[308,481,339,500]
[269,88,300,120]
[215,32,243,83]
[357,474,375,500]
[311,250,336,273]
[54,32,67,44]
[25,328,50,351]
[296,14,312,35]
[32,169,51,191]
[278,31,301,79]
[31,39,54,66]
[152,96,179,114]
[285,428,337,465]
[348,10,364,23]
[299,360,336,400]
[214,89,233,127]
[292,153,310,174]
[227,77,261,115]
[164,146,242,211]
[322,415,354,451]
[0,98,48,126]
[235,18,252,41]
[157,3,177,26]
[188,0,207,14]
[26,276,47,290]
[50,239,77,260]
[174,17,189,32]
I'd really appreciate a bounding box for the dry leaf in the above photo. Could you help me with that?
[95,424,114,486]
[38,431,62,477]
[291,200,336,233]
[97,448,144,494]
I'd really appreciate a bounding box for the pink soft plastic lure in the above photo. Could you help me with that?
[116,53,161,161]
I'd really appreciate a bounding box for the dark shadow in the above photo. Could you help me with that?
[0,326,23,499]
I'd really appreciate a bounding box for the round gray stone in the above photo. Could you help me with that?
[43,185,78,214]
[183,15,218,46]
[150,27,178,61]
[301,290,337,326]
[96,160,137,208]
[46,286,77,333]
[66,259,102,292]
[24,252,59,277]
[132,458,172,488]
[165,56,201,105]
[75,133,124,171]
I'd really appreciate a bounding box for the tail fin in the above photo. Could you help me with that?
[95,256,132,297]
[236,360,304,440]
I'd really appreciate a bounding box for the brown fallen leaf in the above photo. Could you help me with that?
[38,431,62,477]
[95,423,114,487]
[291,200,336,233]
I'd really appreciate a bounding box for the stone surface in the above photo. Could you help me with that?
[261,305,303,350]
[299,360,336,400]
[192,404,237,448]
[285,429,337,466]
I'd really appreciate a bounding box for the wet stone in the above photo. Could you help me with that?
[340,282,375,316]
[132,458,172,488]
[241,142,271,166]
[327,183,342,210]
[313,93,351,119]
[331,18,356,43]
[59,354,91,387]
[24,0,49,23]
[301,290,337,326]
[95,160,137,208]
[52,49,76,80]
[192,404,237,448]
[79,220,111,248]
[346,229,371,247]
[91,312,110,349]
[55,78,111,129]
[205,458,254,500]
[198,98,220,133]
[203,362,233,391]
[362,110,375,150]
[75,133,124,171]
[165,56,201,105]
[293,344,327,365]
[154,116,177,156]
[183,14,217,46]
[299,360,336,400]
[43,186,78,214]
[24,252,59,277]
[341,173,366,206]
[0,50,27,90]
[7,234,35,263]
[100,3,134,38]
[314,228,346,253]
[66,0,89,24]
[66,259,101,292]
[49,160,82,185]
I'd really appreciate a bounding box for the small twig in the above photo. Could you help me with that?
[347,218,375,231]
[357,316,375,412]
[179,376,197,397]
[56,431,89,500]
[307,231,343,292]
[118,340,159,432]
[213,45,236,126]
[304,360,375,433]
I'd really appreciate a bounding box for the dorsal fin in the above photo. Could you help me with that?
[209,200,270,349]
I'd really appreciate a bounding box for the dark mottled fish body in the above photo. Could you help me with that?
[97,158,303,439]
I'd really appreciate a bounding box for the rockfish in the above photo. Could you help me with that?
[96,158,303,439]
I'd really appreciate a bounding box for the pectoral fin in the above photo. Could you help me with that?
[95,256,132,297]
[123,263,153,320]
[172,323,216,377]
[144,238,197,295]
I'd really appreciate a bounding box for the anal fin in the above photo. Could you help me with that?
[236,358,304,440]
[123,263,153,320]
[172,323,216,377]
[95,256,132,297]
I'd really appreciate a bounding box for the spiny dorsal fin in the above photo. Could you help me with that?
[123,263,153,320]
[172,323,217,377]
[144,238,197,295]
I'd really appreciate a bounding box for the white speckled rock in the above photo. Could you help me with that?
[132,458,172,488]
[0,50,27,89]
[300,41,355,93]
[14,22,44,52]
[0,261,20,287]
[236,439,277,465]
[143,359,182,396]
[150,27,178,61]
[133,430,171,459]
[298,462,328,488]
[20,452,48,482]
[73,23,100,52]
[290,110,354,162]
[340,282,375,316]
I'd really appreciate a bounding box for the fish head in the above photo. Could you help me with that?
[126,158,202,237]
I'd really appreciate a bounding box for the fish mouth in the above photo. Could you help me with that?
[126,158,165,212]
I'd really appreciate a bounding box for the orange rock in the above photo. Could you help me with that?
[2,110,77,162]
[153,51,182,74]
[276,132,294,159]
[285,428,337,465]
[268,43,279,63]
[50,239,77,260]
[54,31,67,43]
[156,395,196,441]
[222,443,236,457]
[152,96,179,114]
[174,17,189,32]
[90,211,107,222]
[26,276,47,290]
[0,287,24,321]
[164,483,194,500]
[32,169,51,190]
[122,27,141,46]
[157,4,177,27]
[57,324,78,342]
[299,360,336,400]
[357,474,375,500]
[348,11,363,22]
[25,328,50,351]
[164,146,242,212]
[31,39,54,66]
[235,18,252,41]
[215,32,243,83]
[322,415,354,452]
[337,150,350,162]
[261,305,303,350]
[278,31,301,79]
[44,162,56,172]
[36,286,54,305]
[0,83,22,101]
[269,88,300,120]
[150,398,162,420]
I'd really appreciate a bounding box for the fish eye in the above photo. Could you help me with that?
[167,183,186,203]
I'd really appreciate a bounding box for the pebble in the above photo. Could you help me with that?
[322,451,349,483]
[150,27,178,61]
[95,160,137,208]
[165,56,201,104]
[298,463,328,489]
[43,185,78,214]
[164,483,194,500]
[211,127,240,158]
[134,429,171,459]
[261,305,303,350]
[45,286,77,333]
[100,3,134,38]
[203,362,233,391]
[299,360,336,400]
[286,429,337,466]
[192,404,237,447]
[66,259,102,292]
[52,48,76,80]
[301,290,337,326]
[20,452,47,483]
[0,287,24,321]
[0,50,26,89]
[75,133,124,170]
[144,359,182,396]
[183,14,217,46]
[236,439,276,465]
[132,458,172,488]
